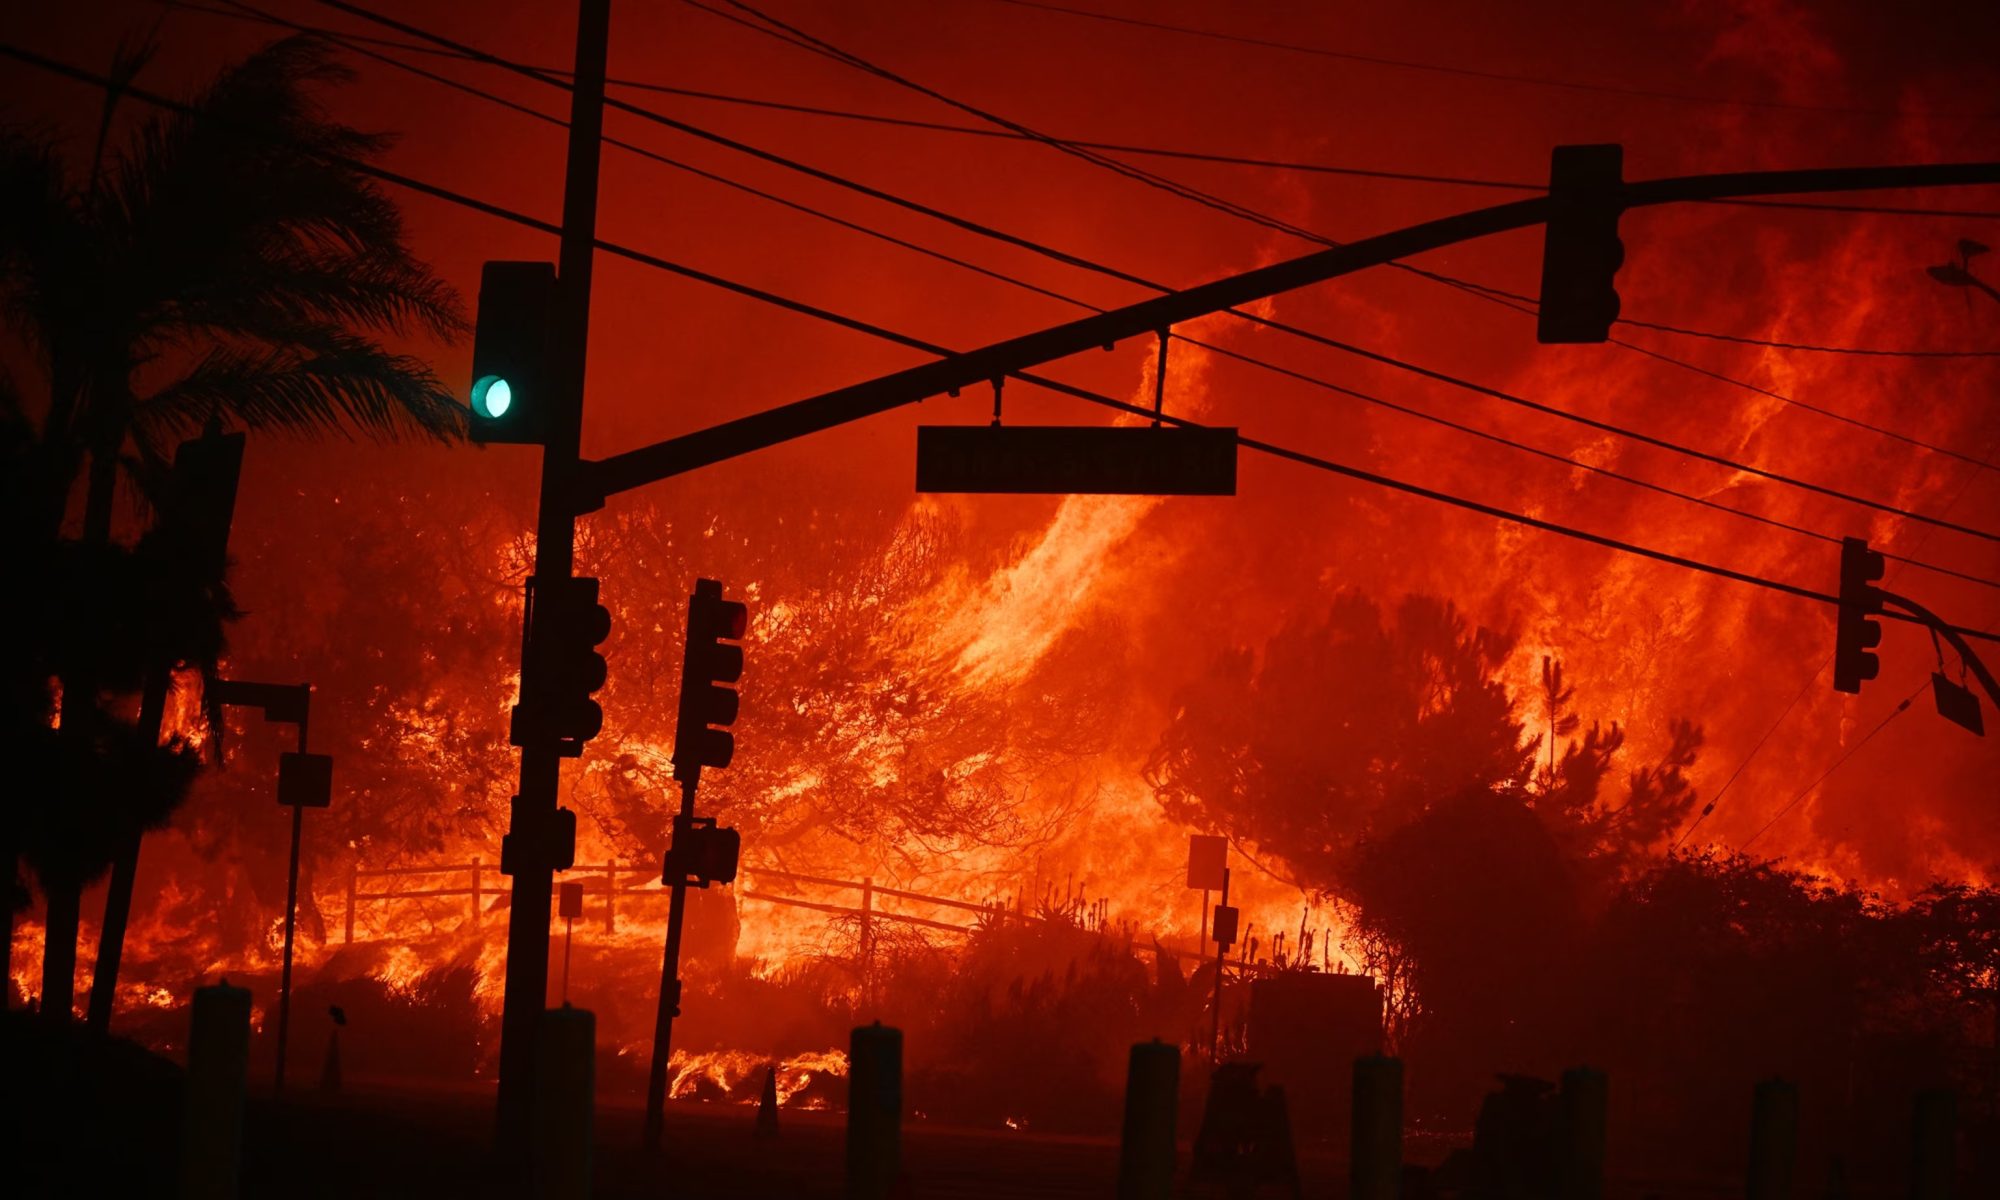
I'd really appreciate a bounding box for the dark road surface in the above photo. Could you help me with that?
[235,1080,1760,1200]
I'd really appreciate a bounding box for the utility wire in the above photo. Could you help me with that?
[707,0,2000,361]
[155,0,2000,221]
[15,37,2000,652]
[1736,680,1925,852]
[1670,377,2000,850]
[698,0,2000,541]
[969,0,2000,123]
[1616,316,2000,358]
[215,1,2000,594]
[165,0,2000,474]
[214,0,1093,315]
[1669,664,1826,852]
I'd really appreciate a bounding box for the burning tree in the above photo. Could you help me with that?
[572,494,1120,884]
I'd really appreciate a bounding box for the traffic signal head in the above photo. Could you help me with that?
[1833,536,1886,694]
[674,578,748,782]
[468,261,556,445]
[666,818,741,888]
[512,575,612,755]
[1537,144,1626,344]
[161,426,246,579]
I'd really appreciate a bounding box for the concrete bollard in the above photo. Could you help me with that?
[1910,1087,1956,1200]
[847,1022,903,1200]
[1746,1078,1798,1200]
[180,979,252,1200]
[530,1005,594,1200]
[1117,1039,1179,1200]
[1351,1055,1402,1200]
[1558,1067,1608,1200]
[756,1064,780,1138]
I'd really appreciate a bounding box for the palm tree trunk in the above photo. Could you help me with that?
[44,444,118,1025]
[87,668,168,1032]
[40,873,83,1021]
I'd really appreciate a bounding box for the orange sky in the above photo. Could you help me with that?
[8,0,2000,914]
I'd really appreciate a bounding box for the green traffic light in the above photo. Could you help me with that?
[471,374,512,420]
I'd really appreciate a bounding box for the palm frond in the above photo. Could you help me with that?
[134,330,465,452]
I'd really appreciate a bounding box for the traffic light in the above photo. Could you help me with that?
[673,578,747,782]
[501,805,576,875]
[156,424,246,579]
[1537,144,1626,344]
[1833,536,1886,694]
[665,817,740,888]
[468,261,556,445]
[512,575,611,756]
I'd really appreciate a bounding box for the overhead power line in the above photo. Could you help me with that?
[14,36,1999,654]
[164,1,2000,475]
[212,0,2000,596]
[284,0,2000,535]
[1736,679,1925,852]
[1615,316,2000,358]
[696,0,2000,540]
[968,0,2000,123]
[159,0,2000,221]
[706,0,2000,361]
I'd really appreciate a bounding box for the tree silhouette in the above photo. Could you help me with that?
[1144,590,1707,1106]
[0,33,464,1018]
[1144,591,1533,886]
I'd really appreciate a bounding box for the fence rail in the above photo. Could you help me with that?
[338,858,1268,975]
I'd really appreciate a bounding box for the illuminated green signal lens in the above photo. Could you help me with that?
[471,374,513,419]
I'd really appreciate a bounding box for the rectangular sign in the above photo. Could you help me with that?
[1187,834,1228,890]
[277,752,333,808]
[1211,904,1240,948]
[916,425,1237,495]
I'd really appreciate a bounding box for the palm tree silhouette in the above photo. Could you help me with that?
[2,33,466,1020]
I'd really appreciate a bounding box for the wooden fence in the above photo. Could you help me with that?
[339,859,1264,976]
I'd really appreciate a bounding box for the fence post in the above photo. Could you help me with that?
[847,1022,902,1200]
[1747,1078,1798,1200]
[343,864,357,944]
[604,863,616,933]
[180,980,252,1200]
[1911,1087,1956,1200]
[1118,1039,1179,1200]
[1351,1055,1401,1200]
[469,858,482,927]
[1559,1067,1608,1200]
[860,877,875,1007]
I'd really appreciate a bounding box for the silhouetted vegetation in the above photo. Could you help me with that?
[0,32,464,1015]
[1149,588,1996,1172]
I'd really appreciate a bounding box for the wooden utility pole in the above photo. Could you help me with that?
[493,0,610,1151]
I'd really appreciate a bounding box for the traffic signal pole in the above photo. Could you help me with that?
[494,0,609,1153]
[643,786,697,1150]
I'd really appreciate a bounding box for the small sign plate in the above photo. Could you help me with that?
[916,425,1237,495]
[277,752,333,808]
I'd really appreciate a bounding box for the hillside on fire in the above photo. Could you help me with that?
[4,0,1999,1197]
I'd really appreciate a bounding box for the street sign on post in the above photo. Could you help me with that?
[916,425,1237,495]
[276,752,333,808]
[1212,905,1241,948]
[1187,835,1227,891]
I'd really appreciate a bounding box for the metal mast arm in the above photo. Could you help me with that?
[580,161,1999,505]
